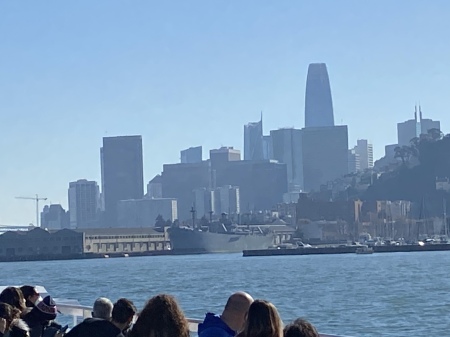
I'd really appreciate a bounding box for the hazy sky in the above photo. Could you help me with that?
[1,1,450,225]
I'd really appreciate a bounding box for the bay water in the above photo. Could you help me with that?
[2,251,450,336]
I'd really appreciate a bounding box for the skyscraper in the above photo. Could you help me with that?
[102,136,144,227]
[397,105,441,146]
[68,179,100,228]
[270,128,303,192]
[244,116,264,160]
[305,63,334,128]
[302,126,348,191]
[353,139,373,171]
[180,146,202,164]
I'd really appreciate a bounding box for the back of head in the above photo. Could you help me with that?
[0,287,26,312]
[19,286,35,301]
[93,297,113,320]
[0,302,19,330]
[129,294,189,337]
[222,292,254,333]
[283,319,319,337]
[242,300,283,337]
[111,298,136,325]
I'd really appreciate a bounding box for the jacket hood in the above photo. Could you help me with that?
[198,313,235,336]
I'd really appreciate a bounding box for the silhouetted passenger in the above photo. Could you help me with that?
[237,300,283,337]
[66,298,136,337]
[0,288,26,313]
[283,319,319,337]
[92,297,113,320]
[198,292,254,337]
[19,287,39,309]
[22,296,60,337]
[129,294,189,337]
[0,302,30,337]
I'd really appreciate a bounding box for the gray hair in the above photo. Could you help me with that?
[92,297,113,320]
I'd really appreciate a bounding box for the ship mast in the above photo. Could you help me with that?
[190,206,196,229]
[444,198,448,237]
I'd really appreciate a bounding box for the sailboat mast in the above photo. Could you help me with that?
[444,198,447,237]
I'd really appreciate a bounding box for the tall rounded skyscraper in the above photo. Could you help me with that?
[304,63,334,128]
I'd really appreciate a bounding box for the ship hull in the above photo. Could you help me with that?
[169,227,274,253]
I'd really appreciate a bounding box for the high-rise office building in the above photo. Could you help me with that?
[353,139,373,171]
[348,149,360,174]
[146,175,163,199]
[270,128,303,192]
[244,117,264,161]
[302,126,349,191]
[305,63,334,128]
[210,147,241,168]
[117,198,177,227]
[262,135,273,160]
[162,161,212,220]
[180,146,202,164]
[193,187,215,219]
[41,204,69,230]
[217,185,240,215]
[101,136,144,227]
[68,179,100,229]
[397,105,441,146]
[214,160,287,212]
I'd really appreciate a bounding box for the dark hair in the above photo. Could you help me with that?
[283,319,319,337]
[111,298,136,324]
[20,286,37,300]
[0,287,26,312]
[0,302,20,331]
[129,294,190,337]
[242,300,283,337]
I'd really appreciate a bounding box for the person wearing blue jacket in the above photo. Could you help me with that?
[198,292,253,337]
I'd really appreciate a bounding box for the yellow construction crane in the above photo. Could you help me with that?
[15,194,48,227]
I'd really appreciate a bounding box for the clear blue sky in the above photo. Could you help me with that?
[1,1,449,225]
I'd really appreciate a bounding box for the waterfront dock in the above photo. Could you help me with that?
[242,243,450,257]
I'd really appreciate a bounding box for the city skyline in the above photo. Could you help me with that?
[2,1,450,224]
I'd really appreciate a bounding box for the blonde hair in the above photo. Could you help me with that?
[241,300,283,337]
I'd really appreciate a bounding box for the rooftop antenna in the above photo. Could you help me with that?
[419,102,423,121]
[414,104,417,121]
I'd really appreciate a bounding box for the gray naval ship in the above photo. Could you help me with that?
[168,214,275,253]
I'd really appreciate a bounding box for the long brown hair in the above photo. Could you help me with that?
[129,294,189,337]
[0,287,26,312]
[241,300,283,337]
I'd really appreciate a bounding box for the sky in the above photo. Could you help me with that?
[1,0,450,225]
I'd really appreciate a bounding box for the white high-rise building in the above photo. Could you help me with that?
[354,139,373,171]
[68,179,100,229]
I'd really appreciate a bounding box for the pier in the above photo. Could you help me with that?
[243,243,450,257]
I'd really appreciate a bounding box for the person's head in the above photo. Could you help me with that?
[92,297,113,320]
[34,296,57,322]
[111,298,136,331]
[129,294,189,337]
[20,286,39,307]
[283,319,319,337]
[221,292,254,333]
[241,300,283,337]
[0,287,26,312]
[0,302,19,331]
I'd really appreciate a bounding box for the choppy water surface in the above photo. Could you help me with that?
[2,251,450,337]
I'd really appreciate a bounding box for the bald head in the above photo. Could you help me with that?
[221,292,253,333]
[224,292,253,313]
